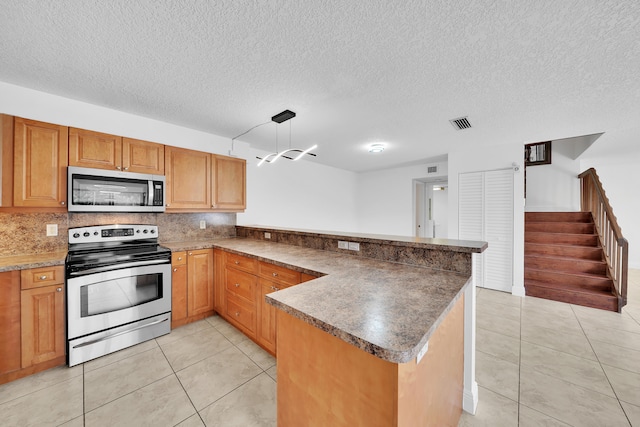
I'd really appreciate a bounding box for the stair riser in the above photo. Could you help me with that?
[524,244,603,260]
[526,233,599,246]
[525,257,608,275]
[525,285,617,311]
[525,212,592,223]
[524,270,612,291]
[525,223,594,234]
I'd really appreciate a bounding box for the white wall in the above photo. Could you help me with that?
[0,81,358,232]
[237,148,358,231]
[580,150,640,269]
[525,141,581,212]
[449,143,525,296]
[355,162,447,236]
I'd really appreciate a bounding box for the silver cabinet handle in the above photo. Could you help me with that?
[39,275,48,280]
[123,167,129,171]
[178,257,182,261]
[189,252,193,256]
[235,312,240,317]
[234,261,240,265]
[116,166,122,170]
[272,272,278,277]
[60,201,65,206]
[56,287,62,292]
[235,283,239,287]
[166,203,170,207]
[173,268,177,272]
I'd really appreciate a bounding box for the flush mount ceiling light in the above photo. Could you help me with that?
[369,143,385,153]
[230,110,318,166]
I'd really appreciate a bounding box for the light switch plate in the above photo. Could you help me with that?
[46,224,58,236]
[199,220,206,229]
[348,242,360,251]
[338,241,349,249]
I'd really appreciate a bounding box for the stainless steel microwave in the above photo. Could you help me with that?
[67,166,165,212]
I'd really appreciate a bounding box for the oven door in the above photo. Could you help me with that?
[67,263,171,340]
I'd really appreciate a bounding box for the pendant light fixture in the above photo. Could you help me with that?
[230,110,317,166]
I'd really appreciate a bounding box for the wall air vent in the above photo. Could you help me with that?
[427,166,438,174]
[450,116,472,130]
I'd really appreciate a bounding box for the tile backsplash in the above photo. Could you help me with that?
[0,212,236,256]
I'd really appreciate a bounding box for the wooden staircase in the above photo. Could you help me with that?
[525,212,618,311]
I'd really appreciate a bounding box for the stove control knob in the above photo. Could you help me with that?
[93,231,99,236]
[83,232,90,237]
[143,229,148,234]
[136,229,140,233]
[73,233,80,238]
[150,229,155,234]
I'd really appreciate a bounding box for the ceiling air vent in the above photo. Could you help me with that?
[427,166,438,174]
[450,116,472,130]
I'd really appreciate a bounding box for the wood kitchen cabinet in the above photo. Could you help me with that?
[165,146,246,212]
[171,249,215,329]
[20,266,65,369]
[69,129,164,174]
[214,250,316,355]
[12,117,68,209]
[0,271,21,378]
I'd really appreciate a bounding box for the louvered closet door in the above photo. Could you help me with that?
[458,172,485,288]
[484,169,513,292]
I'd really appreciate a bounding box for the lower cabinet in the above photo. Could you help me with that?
[214,250,319,356]
[171,249,214,328]
[1,266,66,385]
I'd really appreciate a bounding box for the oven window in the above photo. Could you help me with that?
[72,175,149,207]
[80,273,163,317]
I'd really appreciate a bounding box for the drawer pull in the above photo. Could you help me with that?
[234,261,240,265]
[272,272,278,277]
[39,275,48,280]
[173,268,177,272]
[189,252,193,256]
[235,283,240,287]
[235,311,240,317]
[56,287,62,292]
[178,257,182,261]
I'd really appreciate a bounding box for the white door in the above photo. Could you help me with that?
[458,169,514,292]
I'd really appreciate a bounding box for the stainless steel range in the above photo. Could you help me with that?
[65,224,172,366]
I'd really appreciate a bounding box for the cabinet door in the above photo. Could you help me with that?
[212,155,246,211]
[187,249,214,316]
[69,128,122,170]
[257,278,278,354]
[213,249,226,315]
[13,118,68,208]
[165,146,211,210]
[0,271,21,376]
[122,137,165,174]
[21,284,65,368]
[171,263,188,326]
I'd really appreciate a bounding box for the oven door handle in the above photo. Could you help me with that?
[72,317,169,349]
[68,259,170,277]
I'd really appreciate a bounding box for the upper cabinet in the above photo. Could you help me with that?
[165,146,246,212]
[212,155,246,211]
[69,129,164,174]
[13,118,68,208]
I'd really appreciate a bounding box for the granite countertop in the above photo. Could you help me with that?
[0,251,68,272]
[210,238,472,364]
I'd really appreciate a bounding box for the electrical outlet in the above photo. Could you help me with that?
[46,224,58,236]
[416,341,429,363]
[338,241,349,249]
[348,242,360,251]
[199,220,206,229]
[264,232,271,239]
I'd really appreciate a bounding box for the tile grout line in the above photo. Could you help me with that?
[570,304,633,427]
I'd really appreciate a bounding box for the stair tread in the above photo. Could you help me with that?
[527,231,598,236]
[525,254,606,265]
[525,267,611,281]
[525,279,616,298]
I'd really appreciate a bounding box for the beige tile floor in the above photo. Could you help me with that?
[1,269,639,426]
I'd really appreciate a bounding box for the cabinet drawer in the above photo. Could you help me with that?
[258,261,301,286]
[226,294,256,334]
[171,251,187,266]
[21,266,64,290]
[225,268,257,303]
[225,252,257,274]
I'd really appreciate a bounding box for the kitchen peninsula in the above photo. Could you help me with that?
[207,226,486,426]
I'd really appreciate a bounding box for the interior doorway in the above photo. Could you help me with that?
[414,177,449,238]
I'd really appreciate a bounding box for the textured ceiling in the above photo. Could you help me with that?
[1,0,639,172]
